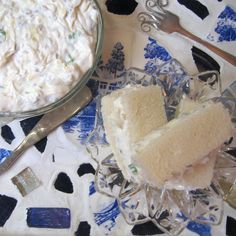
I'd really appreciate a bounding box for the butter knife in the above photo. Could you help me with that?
[0,86,92,175]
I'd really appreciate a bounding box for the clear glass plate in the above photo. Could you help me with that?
[85,58,236,235]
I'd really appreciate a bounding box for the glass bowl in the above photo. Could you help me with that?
[0,0,104,126]
[85,59,236,236]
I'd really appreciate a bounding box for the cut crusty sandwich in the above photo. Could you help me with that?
[132,102,233,187]
[101,85,233,189]
[101,85,167,180]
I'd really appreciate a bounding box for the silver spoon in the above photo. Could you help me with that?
[0,86,92,175]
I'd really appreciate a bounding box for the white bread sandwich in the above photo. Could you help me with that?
[101,85,167,180]
[172,96,217,189]
[101,85,233,189]
[133,101,233,187]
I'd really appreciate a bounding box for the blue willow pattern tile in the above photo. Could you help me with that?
[144,37,172,74]
[62,42,126,144]
[207,6,236,42]
[94,200,120,231]
[62,100,96,144]
[89,181,96,196]
[143,38,188,97]
[26,208,71,228]
[104,42,125,75]
[93,42,126,81]
[0,148,12,164]
[144,37,171,61]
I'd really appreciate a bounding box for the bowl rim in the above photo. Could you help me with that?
[0,0,104,118]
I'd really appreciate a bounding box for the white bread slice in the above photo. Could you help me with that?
[164,156,217,190]
[182,155,216,189]
[175,97,216,189]
[133,102,233,186]
[101,85,167,180]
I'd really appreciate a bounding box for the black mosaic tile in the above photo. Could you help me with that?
[77,163,95,177]
[20,115,43,134]
[131,221,164,235]
[1,125,15,144]
[105,0,138,15]
[192,46,220,72]
[20,115,47,153]
[226,149,236,158]
[34,138,47,153]
[54,172,73,194]
[177,0,209,19]
[0,194,17,227]
[75,221,91,236]
[226,216,236,236]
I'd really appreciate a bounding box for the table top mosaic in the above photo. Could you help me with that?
[0,0,236,235]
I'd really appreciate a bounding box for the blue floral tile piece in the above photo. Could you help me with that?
[187,221,211,236]
[94,200,120,231]
[144,37,172,76]
[62,100,96,144]
[26,208,71,229]
[144,37,171,61]
[207,5,236,42]
[0,148,12,164]
[89,181,96,196]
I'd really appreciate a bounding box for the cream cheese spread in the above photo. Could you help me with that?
[0,0,99,111]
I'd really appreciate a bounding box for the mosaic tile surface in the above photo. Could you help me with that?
[0,1,235,235]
